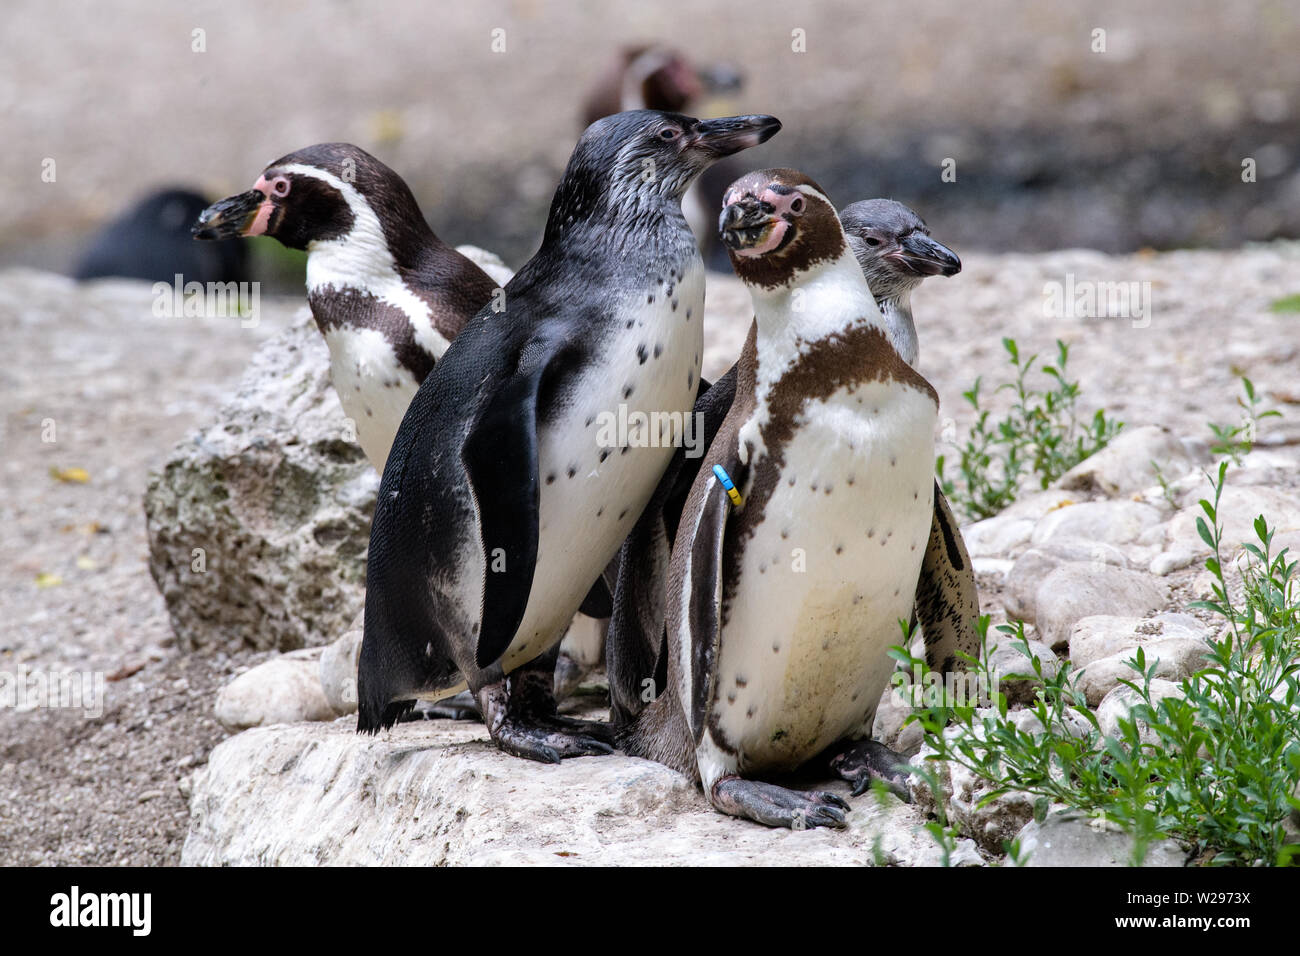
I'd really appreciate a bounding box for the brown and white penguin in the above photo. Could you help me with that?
[192,143,507,473]
[615,169,975,828]
[608,196,975,741]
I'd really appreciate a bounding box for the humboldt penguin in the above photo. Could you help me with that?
[357,111,782,762]
[615,170,976,827]
[608,197,975,737]
[839,198,962,367]
[192,143,504,472]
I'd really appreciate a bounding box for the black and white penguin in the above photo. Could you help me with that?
[192,143,506,472]
[74,187,248,285]
[356,110,781,762]
[582,44,746,270]
[608,197,976,736]
[615,169,975,827]
[839,199,961,367]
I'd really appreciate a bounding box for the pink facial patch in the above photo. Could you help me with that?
[733,218,789,258]
[245,174,281,237]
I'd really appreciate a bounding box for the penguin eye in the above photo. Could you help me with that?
[659,127,679,140]
[864,236,881,246]
[790,197,804,214]
[272,178,291,197]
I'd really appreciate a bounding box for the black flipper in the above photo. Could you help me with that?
[463,339,580,669]
[578,575,613,619]
[913,482,980,675]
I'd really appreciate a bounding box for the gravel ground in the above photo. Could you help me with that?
[1,239,1297,865]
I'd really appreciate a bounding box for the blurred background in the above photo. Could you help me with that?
[3,0,1298,290]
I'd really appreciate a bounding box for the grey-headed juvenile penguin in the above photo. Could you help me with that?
[618,169,960,828]
[839,198,961,367]
[357,111,782,762]
[192,143,505,472]
[608,197,976,749]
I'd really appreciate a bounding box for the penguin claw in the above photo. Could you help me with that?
[710,776,850,830]
[491,718,615,763]
[828,739,913,802]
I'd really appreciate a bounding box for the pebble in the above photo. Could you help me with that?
[214,649,336,730]
[1032,564,1169,650]
[1053,424,1197,498]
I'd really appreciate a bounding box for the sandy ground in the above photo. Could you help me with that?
[1,237,1297,865]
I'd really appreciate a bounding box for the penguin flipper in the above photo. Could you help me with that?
[462,340,580,670]
[681,454,747,743]
[913,482,980,675]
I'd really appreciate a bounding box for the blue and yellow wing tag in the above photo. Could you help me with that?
[712,464,744,508]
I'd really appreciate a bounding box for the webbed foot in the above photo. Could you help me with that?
[828,738,913,800]
[710,775,850,829]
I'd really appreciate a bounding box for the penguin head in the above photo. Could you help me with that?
[839,199,961,301]
[548,111,781,233]
[719,168,848,289]
[192,143,425,251]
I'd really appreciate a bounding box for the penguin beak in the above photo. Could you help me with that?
[192,189,269,240]
[719,196,786,256]
[890,234,961,277]
[688,114,782,158]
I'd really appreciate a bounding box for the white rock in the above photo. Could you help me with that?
[1149,546,1201,576]
[1076,641,1206,707]
[1016,811,1187,866]
[1167,486,1300,554]
[319,619,363,715]
[1004,543,1129,623]
[182,720,940,865]
[1030,500,1165,548]
[214,649,336,730]
[1053,425,1197,497]
[1069,612,1209,669]
[1033,564,1170,650]
[972,557,1015,579]
[962,515,1035,557]
[453,244,514,288]
[1096,679,1185,742]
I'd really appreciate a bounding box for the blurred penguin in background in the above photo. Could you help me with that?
[74,188,248,284]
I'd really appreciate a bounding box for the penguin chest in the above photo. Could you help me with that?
[502,261,706,670]
[709,381,937,773]
[322,326,422,472]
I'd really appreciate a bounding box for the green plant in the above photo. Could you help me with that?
[937,338,1123,521]
[898,462,1300,866]
[1209,376,1281,465]
[1269,294,1300,314]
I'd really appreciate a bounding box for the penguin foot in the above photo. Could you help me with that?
[827,739,913,801]
[710,775,850,830]
[477,682,615,763]
[398,693,482,722]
